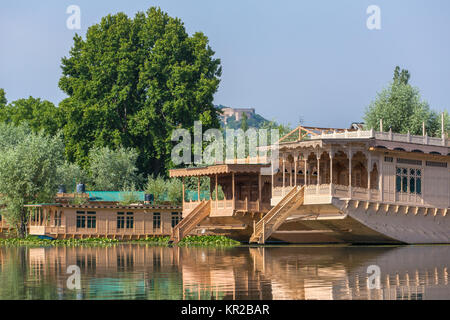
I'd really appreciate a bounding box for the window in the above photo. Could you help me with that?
[426,161,447,168]
[76,211,85,228]
[397,158,422,166]
[153,213,161,229]
[171,212,180,228]
[117,212,133,229]
[126,212,134,229]
[384,156,393,162]
[76,211,96,229]
[87,212,96,229]
[117,212,124,229]
[54,211,62,227]
[396,167,421,195]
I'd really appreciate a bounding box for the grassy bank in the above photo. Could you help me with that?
[0,235,240,247]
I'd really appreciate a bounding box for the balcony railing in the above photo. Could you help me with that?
[309,129,448,147]
[183,198,270,215]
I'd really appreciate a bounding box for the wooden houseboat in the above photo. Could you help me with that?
[21,192,182,239]
[169,125,449,244]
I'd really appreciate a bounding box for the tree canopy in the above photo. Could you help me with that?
[364,66,449,136]
[88,146,141,191]
[58,7,222,175]
[0,96,60,135]
[0,123,64,237]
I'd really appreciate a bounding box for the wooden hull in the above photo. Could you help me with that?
[193,199,450,244]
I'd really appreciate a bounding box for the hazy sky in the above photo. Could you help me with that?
[0,0,449,128]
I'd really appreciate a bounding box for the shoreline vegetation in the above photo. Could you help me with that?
[0,235,240,247]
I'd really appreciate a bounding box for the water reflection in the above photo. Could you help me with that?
[0,244,448,300]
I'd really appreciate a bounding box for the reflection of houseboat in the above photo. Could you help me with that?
[170,125,449,244]
[22,192,182,239]
[249,245,450,300]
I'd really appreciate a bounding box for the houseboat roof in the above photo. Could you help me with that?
[86,191,146,202]
[169,163,270,177]
[25,203,181,210]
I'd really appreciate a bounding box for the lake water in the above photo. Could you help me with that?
[0,244,448,300]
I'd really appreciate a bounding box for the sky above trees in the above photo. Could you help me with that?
[0,0,449,128]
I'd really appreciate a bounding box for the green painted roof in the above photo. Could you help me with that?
[86,190,210,202]
[87,191,145,202]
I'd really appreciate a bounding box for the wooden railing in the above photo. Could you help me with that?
[170,200,211,244]
[250,186,304,244]
[309,129,448,147]
[303,184,382,201]
[183,198,269,216]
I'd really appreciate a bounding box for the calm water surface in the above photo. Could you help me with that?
[0,244,448,300]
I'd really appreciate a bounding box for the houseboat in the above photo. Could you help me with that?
[19,191,182,239]
[169,125,449,244]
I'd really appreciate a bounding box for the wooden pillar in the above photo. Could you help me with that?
[330,153,333,185]
[317,154,320,186]
[294,155,298,186]
[348,149,352,197]
[232,172,235,210]
[271,159,274,198]
[182,177,185,205]
[304,158,308,186]
[282,156,286,195]
[258,172,262,211]
[380,157,384,202]
[197,177,201,202]
[289,157,293,187]
[367,154,371,200]
[215,174,218,208]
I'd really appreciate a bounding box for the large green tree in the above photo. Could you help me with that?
[364,66,449,136]
[0,94,60,135]
[0,123,64,237]
[58,7,222,175]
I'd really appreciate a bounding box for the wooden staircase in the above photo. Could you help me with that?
[169,200,211,245]
[249,186,305,244]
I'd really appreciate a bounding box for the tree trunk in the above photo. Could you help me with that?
[18,208,27,239]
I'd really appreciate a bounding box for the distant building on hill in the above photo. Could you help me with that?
[220,107,255,124]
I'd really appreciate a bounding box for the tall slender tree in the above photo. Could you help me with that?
[364,66,449,136]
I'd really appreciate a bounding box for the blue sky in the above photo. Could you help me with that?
[0,0,449,128]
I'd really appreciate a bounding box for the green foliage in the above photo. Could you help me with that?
[240,112,249,131]
[88,146,141,191]
[58,7,222,175]
[69,194,89,206]
[364,66,449,136]
[145,175,168,204]
[166,178,183,204]
[0,124,65,237]
[178,235,240,246]
[0,236,119,247]
[57,161,89,193]
[260,119,293,137]
[0,96,60,135]
[0,88,6,108]
[131,235,239,246]
[0,122,32,150]
[119,183,141,205]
